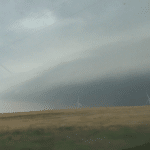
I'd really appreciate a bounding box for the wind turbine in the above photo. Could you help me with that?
[77,96,82,109]
[146,93,150,105]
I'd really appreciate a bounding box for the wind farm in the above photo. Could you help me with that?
[0,102,150,150]
[0,95,150,149]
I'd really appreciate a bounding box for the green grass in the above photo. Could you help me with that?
[0,124,150,150]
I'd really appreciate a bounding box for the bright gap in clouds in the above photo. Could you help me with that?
[9,10,56,31]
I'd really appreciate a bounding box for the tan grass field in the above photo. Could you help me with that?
[0,105,150,134]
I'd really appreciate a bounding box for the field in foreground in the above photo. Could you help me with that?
[0,105,150,150]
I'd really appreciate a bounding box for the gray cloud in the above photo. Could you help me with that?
[0,0,150,113]
[1,36,150,100]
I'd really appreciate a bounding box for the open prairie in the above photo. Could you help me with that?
[0,105,150,150]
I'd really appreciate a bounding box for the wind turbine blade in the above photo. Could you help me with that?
[0,64,12,74]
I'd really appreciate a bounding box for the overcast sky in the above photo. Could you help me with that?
[0,0,150,113]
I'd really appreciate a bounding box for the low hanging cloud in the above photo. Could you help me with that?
[0,0,150,113]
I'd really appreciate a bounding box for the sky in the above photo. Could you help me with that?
[0,0,150,113]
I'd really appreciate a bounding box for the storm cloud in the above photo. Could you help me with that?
[0,0,150,113]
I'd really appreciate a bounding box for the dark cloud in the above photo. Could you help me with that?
[0,0,149,113]
[0,36,150,110]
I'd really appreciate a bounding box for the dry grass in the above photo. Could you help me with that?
[0,105,150,133]
[0,105,150,150]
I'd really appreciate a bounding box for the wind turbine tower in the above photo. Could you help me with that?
[77,96,82,109]
[146,93,150,105]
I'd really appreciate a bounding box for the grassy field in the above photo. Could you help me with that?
[0,105,150,150]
